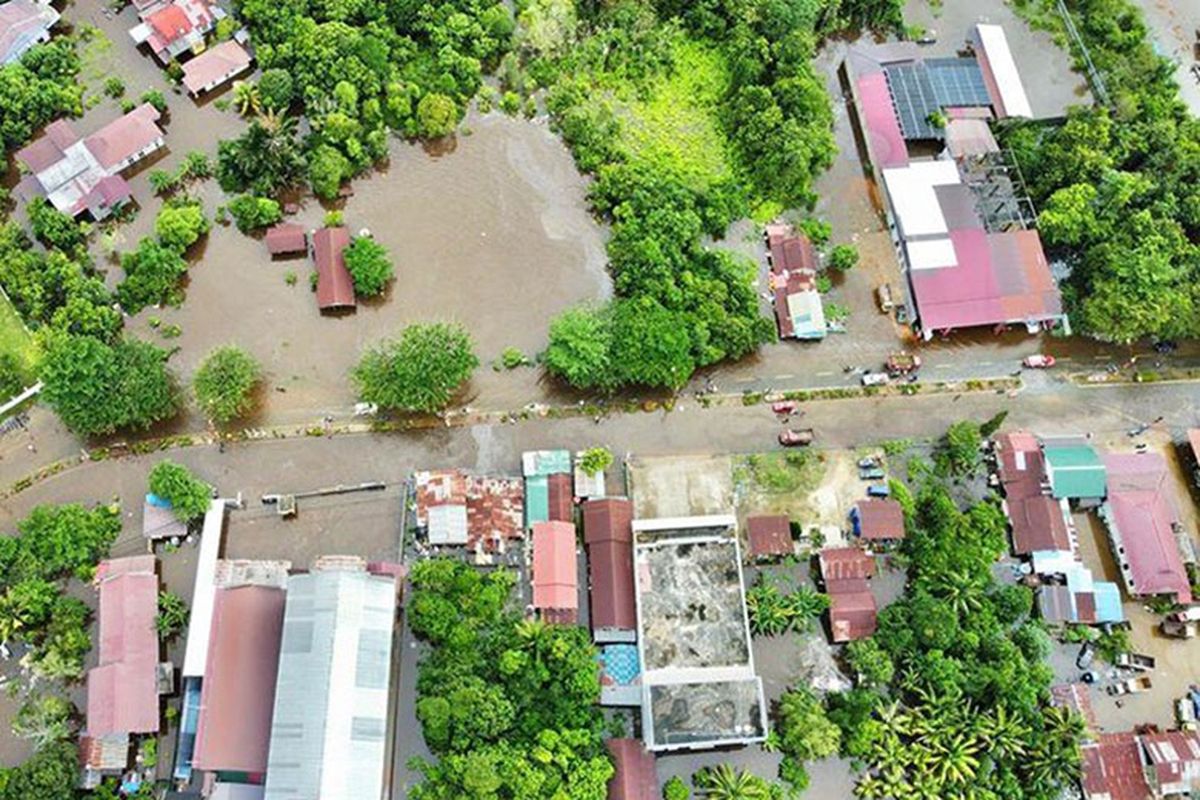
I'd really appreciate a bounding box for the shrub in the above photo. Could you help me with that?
[578,446,612,475]
[662,775,689,800]
[192,345,261,424]
[227,194,282,233]
[829,243,859,271]
[155,591,188,640]
[103,76,124,98]
[416,93,458,137]
[343,236,394,297]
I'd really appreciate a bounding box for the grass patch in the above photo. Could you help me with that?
[735,451,823,495]
[617,37,734,193]
[0,291,34,376]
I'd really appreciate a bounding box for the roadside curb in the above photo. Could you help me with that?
[3,376,1022,500]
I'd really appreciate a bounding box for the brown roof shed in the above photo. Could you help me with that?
[547,472,574,523]
[583,499,636,633]
[264,223,307,256]
[853,499,905,541]
[746,514,792,558]
[192,585,286,774]
[606,738,657,800]
[311,226,355,309]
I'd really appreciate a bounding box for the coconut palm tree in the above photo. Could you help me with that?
[929,730,981,787]
[979,704,1027,761]
[927,567,986,616]
[695,764,773,800]
[233,80,261,117]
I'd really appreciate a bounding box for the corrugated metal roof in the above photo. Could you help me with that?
[973,24,1033,118]
[1081,733,1152,800]
[531,521,577,621]
[746,515,792,557]
[84,104,164,171]
[852,499,905,541]
[311,227,355,309]
[0,0,58,65]
[522,449,572,477]
[606,739,657,800]
[546,472,574,523]
[1045,445,1107,499]
[181,39,251,94]
[87,556,160,737]
[264,565,396,800]
[525,475,549,527]
[193,585,285,774]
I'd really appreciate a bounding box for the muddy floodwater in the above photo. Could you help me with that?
[114,114,610,425]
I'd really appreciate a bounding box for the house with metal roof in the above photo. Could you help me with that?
[764,224,826,340]
[311,227,356,310]
[818,547,878,642]
[583,498,636,644]
[413,469,524,554]
[129,0,220,64]
[844,25,1065,339]
[1081,732,1152,800]
[994,431,1075,555]
[264,223,307,257]
[181,39,252,96]
[263,559,397,800]
[0,0,58,65]
[15,104,164,219]
[523,449,572,477]
[525,471,573,527]
[605,739,658,800]
[1099,453,1192,604]
[193,585,285,780]
[1141,730,1200,796]
[850,499,905,544]
[746,514,793,559]
[82,555,161,785]
[1044,445,1108,501]
[531,520,578,624]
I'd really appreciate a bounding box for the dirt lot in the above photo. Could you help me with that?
[627,454,735,519]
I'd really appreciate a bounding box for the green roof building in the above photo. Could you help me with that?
[525,475,549,527]
[1043,445,1107,500]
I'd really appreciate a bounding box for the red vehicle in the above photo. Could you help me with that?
[886,352,922,375]
[1023,354,1056,368]
[778,429,814,447]
[771,401,800,416]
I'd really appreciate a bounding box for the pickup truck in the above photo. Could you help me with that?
[886,352,922,375]
[1115,653,1156,672]
[861,372,890,387]
[1107,676,1153,695]
[778,429,814,447]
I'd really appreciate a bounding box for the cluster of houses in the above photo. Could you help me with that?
[81,497,405,800]
[992,431,1194,629]
[265,224,368,313]
[846,23,1068,340]
[127,0,252,97]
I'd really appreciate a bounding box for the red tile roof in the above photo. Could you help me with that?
[532,521,578,623]
[84,103,164,171]
[147,4,191,40]
[1082,733,1152,800]
[606,738,657,800]
[583,498,636,632]
[1103,453,1192,603]
[311,226,355,309]
[87,556,160,737]
[819,547,875,583]
[853,499,905,541]
[746,514,792,557]
[181,39,251,95]
[193,585,285,775]
[547,472,574,523]
[264,223,307,255]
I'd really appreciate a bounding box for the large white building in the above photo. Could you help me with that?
[263,559,398,800]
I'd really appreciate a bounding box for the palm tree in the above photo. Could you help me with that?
[928,730,981,787]
[928,567,985,615]
[855,774,888,799]
[695,765,773,800]
[232,80,261,116]
[979,705,1027,761]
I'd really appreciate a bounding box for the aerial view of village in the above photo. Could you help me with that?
[3,0,1200,797]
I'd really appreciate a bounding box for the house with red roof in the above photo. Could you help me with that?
[583,498,636,642]
[81,556,161,783]
[311,226,356,310]
[531,520,578,624]
[993,431,1073,555]
[1141,731,1200,797]
[0,0,59,65]
[818,548,878,642]
[850,498,905,544]
[745,514,793,560]
[263,223,308,257]
[129,0,220,64]
[1082,732,1153,800]
[605,739,658,800]
[15,104,164,220]
[192,585,286,780]
[764,223,826,340]
[1099,453,1192,604]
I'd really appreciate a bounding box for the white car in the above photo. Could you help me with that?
[861,372,889,387]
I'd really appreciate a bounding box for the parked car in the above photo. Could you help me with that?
[876,284,895,313]
[859,467,886,480]
[1115,653,1156,671]
[895,306,909,325]
[867,484,891,497]
[771,401,799,416]
[778,429,814,447]
[1076,641,1094,670]
[861,372,889,387]
[857,457,880,469]
[1023,354,1056,368]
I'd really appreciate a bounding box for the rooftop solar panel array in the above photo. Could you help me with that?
[885,58,991,140]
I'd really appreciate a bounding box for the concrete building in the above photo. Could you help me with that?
[263,558,398,800]
[631,515,767,752]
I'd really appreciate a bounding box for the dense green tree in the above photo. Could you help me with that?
[154,200,210,251]
[844,638,894,688]
[193,345,262,424]
[610,298,694,389]
[217,114,306,196]
[343,236,394,296]
[227,194,283,232]
[40,335,177,435]
[0,353,24,398]
[116,238,188,312]
[776,687,840,762]
[940,420,982,476]
[27,198,89,255]
[0,741,80,800]
[828,243,858,271]
[416,93,459,137]
[0,40,83,151]
[258,68,294,110]
[353,322,478,413]
[307,143,352,200]
[11,695,74,750]
[148,460,212,522]
[543,304,615,391]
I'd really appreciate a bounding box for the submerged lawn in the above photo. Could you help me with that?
[0,290,34,375]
